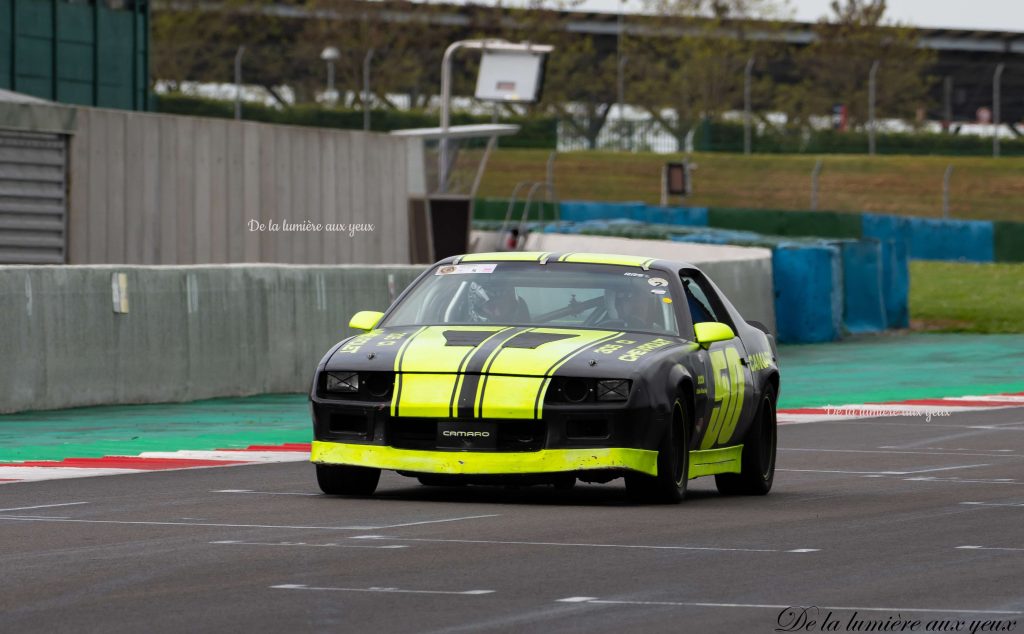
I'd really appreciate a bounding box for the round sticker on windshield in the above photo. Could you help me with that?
[648,277,669,287]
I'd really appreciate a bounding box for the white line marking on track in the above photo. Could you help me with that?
[903,464,991,474]
[0,514,499,530]
[211,489,319,496]
[0,502,89,513]
[956,545,1024,552]
[557,597,598,603]
[905,477,1021,484]
[781,448,1021,458]
[271,584,495,596]
[880,446,1015,452]
[211,540,408,549]
[347,535,813,553]
[556,598,1023,615]
[961,501,1024,508]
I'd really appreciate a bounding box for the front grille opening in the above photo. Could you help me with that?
[497,421,545,451]
[329,412,370,435]
[566,418,610,439]
[388,418,436,450]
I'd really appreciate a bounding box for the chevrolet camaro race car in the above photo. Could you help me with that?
[309,252,780,503]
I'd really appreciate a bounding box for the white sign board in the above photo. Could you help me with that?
[474,50,546,103]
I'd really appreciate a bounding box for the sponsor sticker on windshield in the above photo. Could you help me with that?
[435,263,497,275]
[648,277,669,287]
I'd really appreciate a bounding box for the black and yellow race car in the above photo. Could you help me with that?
[310,252,779,503]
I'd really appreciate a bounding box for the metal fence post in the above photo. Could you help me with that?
[363,48,374,131]
[868,60,880,156]
[942,165,954,218]
[744,56,754,155]
[810,158,823,211]
[234,45,245,120]
[993,63,1005,158]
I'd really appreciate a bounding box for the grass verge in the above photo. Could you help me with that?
[910,260,1024,333]
[474,149,1024,222]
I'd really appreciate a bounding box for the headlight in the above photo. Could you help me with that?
[325,371,359,393]
[546,378,631,404]
[597,379,631,401]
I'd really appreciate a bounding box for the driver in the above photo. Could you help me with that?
[604,286,662,331]
[467,281,530,323]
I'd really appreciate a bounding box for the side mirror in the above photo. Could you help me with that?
[349,310,384,332]
[694,322,735,348]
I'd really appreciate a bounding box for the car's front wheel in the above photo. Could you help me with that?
[625,399,689,504]
[316,464,381,496]
[715,383,777,496]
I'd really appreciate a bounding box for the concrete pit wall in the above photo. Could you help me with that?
[0,265,423,414]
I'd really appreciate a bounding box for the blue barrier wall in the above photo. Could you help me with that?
[880,239,910,329]
[643,206,709,226]
[560,201,647,223]
[836,239,887,334]
[772,244,843,343]
[862,213,994,262]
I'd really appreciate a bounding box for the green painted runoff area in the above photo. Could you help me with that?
[1,334,1022,462]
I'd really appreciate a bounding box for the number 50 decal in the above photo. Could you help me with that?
[700,346,746,449]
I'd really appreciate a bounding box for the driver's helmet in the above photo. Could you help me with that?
[468,281,519,323]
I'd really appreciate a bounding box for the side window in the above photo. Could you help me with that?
[679,272,727,327]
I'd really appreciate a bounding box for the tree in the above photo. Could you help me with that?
[625,0,785,151]
[779,0,936,130]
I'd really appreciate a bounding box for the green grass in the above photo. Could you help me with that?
[910,261,1024,333]
[473,149,1024,222]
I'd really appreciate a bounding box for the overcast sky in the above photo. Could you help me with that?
[563,0,1024,32]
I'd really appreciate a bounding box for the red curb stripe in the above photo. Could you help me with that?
[0,457,248,470]
[778,408,833,415]
[878,399,1024,407]
[215,443,311,453]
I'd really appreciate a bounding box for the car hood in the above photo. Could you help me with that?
[326,325,680,378]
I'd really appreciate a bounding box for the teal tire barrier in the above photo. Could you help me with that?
[642,206,708,226]
[835,239,887,334]
[772,243,843,343]
[863,213,994,262]
[880,239,910,329]
[560,201,647,223]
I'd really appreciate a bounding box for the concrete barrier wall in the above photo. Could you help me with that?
[513,232,777,334]
[65,107,421,265]
[0,264,423,414]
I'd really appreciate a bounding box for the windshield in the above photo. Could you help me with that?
[383,261,680,336]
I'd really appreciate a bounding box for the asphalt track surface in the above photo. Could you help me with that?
[2,409,1023,634]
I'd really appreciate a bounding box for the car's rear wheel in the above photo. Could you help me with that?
[715,383,777,496]
[625,399,689,504]
[316,464,381,496]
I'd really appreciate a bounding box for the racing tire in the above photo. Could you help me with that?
[715,383,777,496]
[316,464,381,496]
[625,399,690,504]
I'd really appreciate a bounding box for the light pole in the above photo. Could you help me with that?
[320,46,340,107]
[439,40,553,193]
[743,56,755,155]
[363,48,374,131]
[868,60,880,156]
[993,63,1005,158]
[234,45,245,120]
